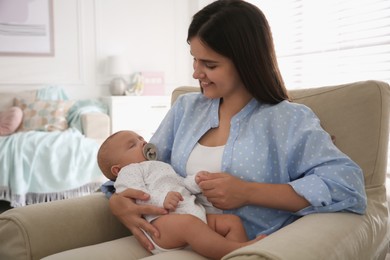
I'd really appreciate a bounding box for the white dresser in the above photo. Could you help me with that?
[101,96,171,141]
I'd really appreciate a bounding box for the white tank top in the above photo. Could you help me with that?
[186,142,225,214]
[186,142,224,176]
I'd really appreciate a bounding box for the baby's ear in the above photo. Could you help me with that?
[111,165,121,177]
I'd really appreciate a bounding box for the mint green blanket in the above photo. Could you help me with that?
[0,86,108,207]
[0,128,106,207]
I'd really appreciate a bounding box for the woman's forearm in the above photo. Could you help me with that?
[244,182,310,212]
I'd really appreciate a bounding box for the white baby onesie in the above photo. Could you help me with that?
[114,160,206,223]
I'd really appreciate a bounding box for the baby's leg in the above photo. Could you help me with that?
[148,215,187,250]
[207,214,248,242]
[150,214,259,260]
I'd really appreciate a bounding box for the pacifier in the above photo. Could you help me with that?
[143,143,158,161]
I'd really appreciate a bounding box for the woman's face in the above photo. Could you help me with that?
[190,37,246,100]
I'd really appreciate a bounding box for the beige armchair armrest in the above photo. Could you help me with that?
[0,194,130,260]
[224,189,388,260]
[81,112,110,144]
[0,191,387,260]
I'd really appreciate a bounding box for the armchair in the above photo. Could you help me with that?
[0,80,389,260]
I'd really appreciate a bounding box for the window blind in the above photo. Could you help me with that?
[248,0,390,89]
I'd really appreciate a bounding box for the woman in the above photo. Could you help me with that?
[107,0,366,254]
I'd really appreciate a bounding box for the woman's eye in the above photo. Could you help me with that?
[205,63,216,69]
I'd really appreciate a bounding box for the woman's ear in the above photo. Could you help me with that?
[111,165,121,177]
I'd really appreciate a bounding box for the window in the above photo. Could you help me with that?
[248,0,390,88]
[248,0,390,173]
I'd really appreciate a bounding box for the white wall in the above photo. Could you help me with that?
[0,0,205,100]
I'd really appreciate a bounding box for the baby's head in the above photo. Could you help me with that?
[97,130,148,181]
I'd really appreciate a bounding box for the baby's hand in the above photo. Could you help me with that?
[195,171,210,185]
[163,191,183,211]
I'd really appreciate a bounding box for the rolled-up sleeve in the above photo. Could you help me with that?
[286,106,367,215]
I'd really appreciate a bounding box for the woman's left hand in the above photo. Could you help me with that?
[196,171,248,210]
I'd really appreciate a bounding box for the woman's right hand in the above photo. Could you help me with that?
[109,188,168,251]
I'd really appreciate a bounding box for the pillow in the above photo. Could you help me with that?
[0,90,36,112]
[14,98,75,132]
[0,106,23,136]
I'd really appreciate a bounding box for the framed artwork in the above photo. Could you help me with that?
[0,0,54,56]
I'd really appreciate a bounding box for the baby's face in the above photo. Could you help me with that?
[110,131,147,167]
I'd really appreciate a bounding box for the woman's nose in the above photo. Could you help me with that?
[192,60,205,79]
[193,67,205,79]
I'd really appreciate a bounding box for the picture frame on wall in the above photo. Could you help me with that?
[0,0,54,56]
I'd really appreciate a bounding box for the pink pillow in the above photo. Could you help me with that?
[0,106,23,136]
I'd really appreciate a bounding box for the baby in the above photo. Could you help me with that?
[97,130,263,260]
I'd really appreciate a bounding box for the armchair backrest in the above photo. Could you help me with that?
[171,80,390,191]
